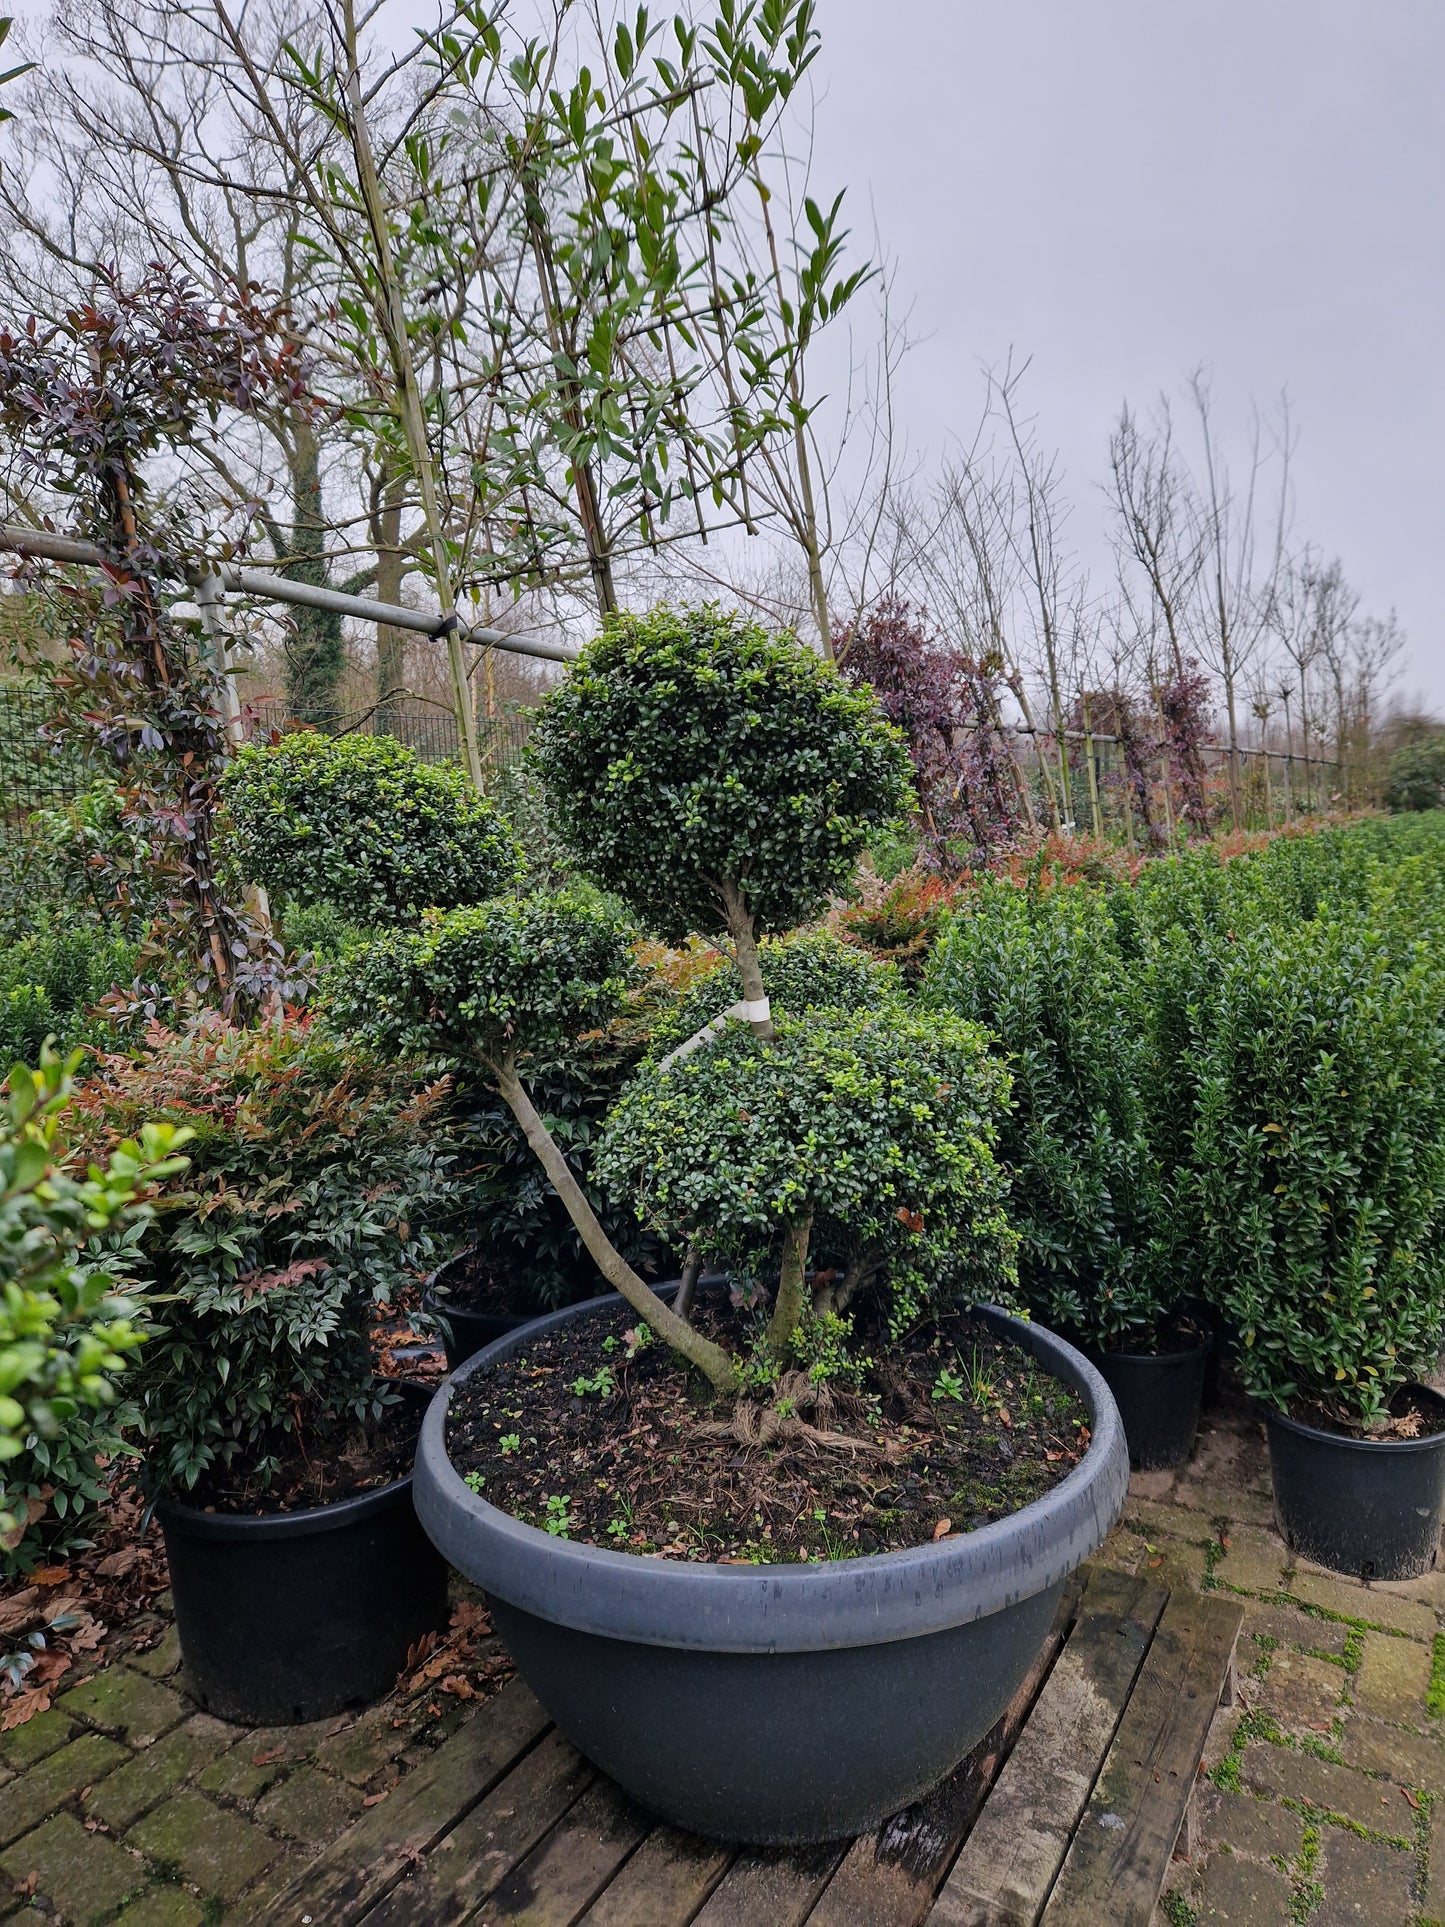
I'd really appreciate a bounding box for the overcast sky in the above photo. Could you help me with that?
[805,0,1444,705]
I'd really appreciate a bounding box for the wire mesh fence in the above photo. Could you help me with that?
[0,680,92,822]
[243,691,537,780]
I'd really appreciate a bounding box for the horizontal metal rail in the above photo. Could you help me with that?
[0,523,579,664]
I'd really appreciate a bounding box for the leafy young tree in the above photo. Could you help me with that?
[0,267,310,1008]
[527,605,913,1035]
[596,1006,1016,1356]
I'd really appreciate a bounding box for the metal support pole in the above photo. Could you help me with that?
[0,524,580,666]
[194,573,244,747]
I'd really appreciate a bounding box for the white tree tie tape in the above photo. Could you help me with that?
[657,998,771,1073]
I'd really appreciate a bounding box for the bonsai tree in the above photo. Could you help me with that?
[338,605,938,1392]
[527,604,913,1036]
[1,1047,190,1550]
[221,732,523,926]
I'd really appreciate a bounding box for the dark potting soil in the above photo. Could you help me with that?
[445,1303,1092,1563]
[432,1246,535,1317]
[182,1388,422,1515]
[1288,1382,1445,1444]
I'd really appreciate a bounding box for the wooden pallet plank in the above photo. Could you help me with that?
[271,1677,551,1924]
[806,1576,1083,1927]
[1040,1590,1244,1927]
[480,1777,652,1924]
[925,1568,1167,1927]
[359,1729,595,1926]
[691,1841,846,1927]
[581,1826,734,1926]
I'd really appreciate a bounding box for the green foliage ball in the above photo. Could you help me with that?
[333,890,636,1068]
[596,1006,1017,1328]
[221,733,524,923]
[527,605,914,942]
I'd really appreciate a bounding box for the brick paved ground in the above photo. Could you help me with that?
[1134,1400,1445,1927]
[0,1585,511,1925]
[3,1394,1444,1924]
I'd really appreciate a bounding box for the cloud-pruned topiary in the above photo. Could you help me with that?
[222,733,524,924]
[528,605,914,1032]
[597,1007,1017,1359]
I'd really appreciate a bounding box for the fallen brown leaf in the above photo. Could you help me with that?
[440,1676,478,1700]
[1403,1787,1424,1810]
[362,1790,390,1808]
[31,1566,71,1588]
[95,1547,142,1579]
[0,1589,40,1636]
[932,1518,952,1541]
[1,1689,51,1731]
[251,1747,286,1767]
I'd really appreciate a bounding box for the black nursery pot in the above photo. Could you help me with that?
[1092,1332,1212,1472]
[423,1247,542,1371]
[413,1295,1129,1845]
[156,1384,449,1725]
[1267,1386,1445,1582]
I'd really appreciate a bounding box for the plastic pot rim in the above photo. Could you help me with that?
[152,1379,430,1545]
[1265,1392,1445,1460]
[414,1294,1129,1655]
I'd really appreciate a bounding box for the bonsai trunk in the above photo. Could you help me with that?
[492,1058,738,1393]
[720,880,775,1041]
[767,1207,815,1359]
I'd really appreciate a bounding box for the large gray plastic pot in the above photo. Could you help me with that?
[413,1295,1128,1844]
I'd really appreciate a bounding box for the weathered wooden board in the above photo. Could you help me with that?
[480,1777,651,1924]
[925,1569,1167,1927]
[581,1826,733,1926]
[273,1676,550,1924]
[360,1728,594,1926]
[690,1840,846,1927]
[1040,1589,1243,1927]
[807,1575,1084,1927]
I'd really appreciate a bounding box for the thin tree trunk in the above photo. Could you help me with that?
[493,1060,737,1391]
[767,1207,815,1358]
[720,880,776,1040]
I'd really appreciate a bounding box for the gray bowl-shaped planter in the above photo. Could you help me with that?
[413,1295,1129,1844]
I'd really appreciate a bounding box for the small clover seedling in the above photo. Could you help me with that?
[463,1470,485,1494]
[601,1335,619,1354]
[499,1432,521,1455]
[544,1494,573,1537]
[607,1517,629,1540]
[932,1366,965,1403]
[571,1366,615,1398]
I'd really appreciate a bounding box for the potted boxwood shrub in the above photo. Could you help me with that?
[1179,909,1445,1579]
[925,876,1208,1469]
[341,606,1129,1843]
[70,1019,463,1721]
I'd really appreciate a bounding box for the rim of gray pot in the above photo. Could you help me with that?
[413,1295,1129,1655]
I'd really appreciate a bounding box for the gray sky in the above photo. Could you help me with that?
[808,0,1444,704]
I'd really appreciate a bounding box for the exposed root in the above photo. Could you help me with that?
[701,1370,891,1455]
